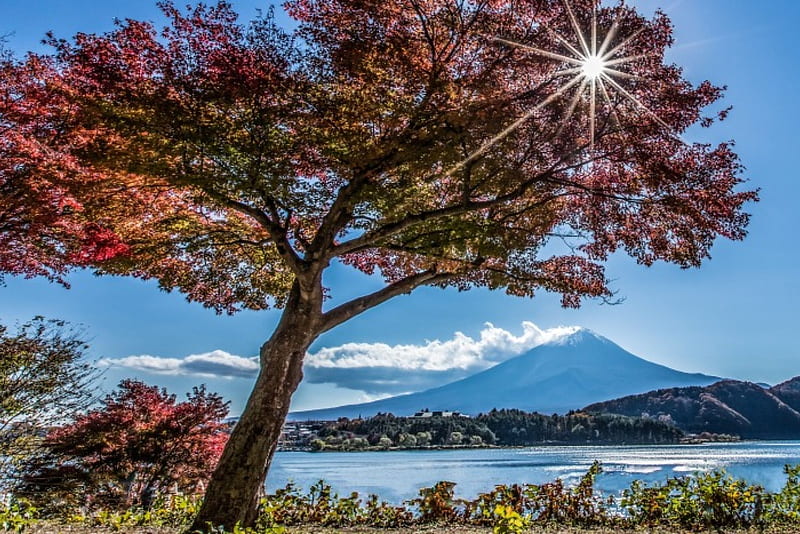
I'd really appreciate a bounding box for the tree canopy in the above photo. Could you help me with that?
[17,379,229,512]
[0,0,755,312]
[0,317,96,487]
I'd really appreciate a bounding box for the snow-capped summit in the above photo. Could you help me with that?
[290,328,719,421]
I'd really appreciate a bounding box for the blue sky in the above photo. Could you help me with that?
[1,0,799,414]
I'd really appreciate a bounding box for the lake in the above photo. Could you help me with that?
[268,441,800,503]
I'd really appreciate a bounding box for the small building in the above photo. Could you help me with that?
[412,409,467,418]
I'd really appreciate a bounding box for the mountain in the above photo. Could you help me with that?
[584,379,800,439]
[289,328,719,421]
[769,376,800,412]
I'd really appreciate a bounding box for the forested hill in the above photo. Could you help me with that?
[290,409,683,451]
[770,376,800,411]
[585,378,800,439]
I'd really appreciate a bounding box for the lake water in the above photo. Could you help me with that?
[268,441,800,503]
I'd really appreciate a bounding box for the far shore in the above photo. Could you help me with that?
[278,434,741,453]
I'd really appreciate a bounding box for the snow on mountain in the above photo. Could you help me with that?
[289,328,719,421]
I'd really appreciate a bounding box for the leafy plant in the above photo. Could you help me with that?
[526,460,608,525]
[621,469,766,531]
[409,481,461,523]
[255,481,411,529]
[82,494,202,529]
[468,484,525,526]
[0,498,37,533]
[492,504,529,534]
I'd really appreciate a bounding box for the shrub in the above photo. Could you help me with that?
[492,504,529,534]
[409,481,460,523]
[525,460,608,525]
[0,498,37,533]
[15,380,229,512]
[621,469,766,530]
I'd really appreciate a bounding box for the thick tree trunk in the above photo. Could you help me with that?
[189,281,321,532]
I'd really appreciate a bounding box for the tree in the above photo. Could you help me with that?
[16,379,229,512]
[0,0,756,529]
[0,317,96,487]
[0,42,132,284]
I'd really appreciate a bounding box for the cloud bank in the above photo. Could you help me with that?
[102,350,259,379]
[102,322,580,394]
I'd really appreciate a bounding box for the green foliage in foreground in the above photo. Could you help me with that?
[12,463,800,533]
[0,499,37,533]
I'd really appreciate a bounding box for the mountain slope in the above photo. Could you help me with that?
[290,329,719,421]
[770,376,800,412]
[584,379,800,438]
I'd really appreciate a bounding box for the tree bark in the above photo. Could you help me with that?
[189,281,321,532]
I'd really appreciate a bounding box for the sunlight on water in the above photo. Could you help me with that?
[268,441,800,504]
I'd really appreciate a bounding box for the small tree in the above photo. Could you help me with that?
[16,379,229,512]
[0,317,96,488]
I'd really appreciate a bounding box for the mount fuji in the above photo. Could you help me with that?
[289,328,719,421]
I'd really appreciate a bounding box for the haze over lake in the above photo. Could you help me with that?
[268,441,800,504]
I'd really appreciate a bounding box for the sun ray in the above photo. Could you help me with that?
[562,0,591,57]
[476,0,679,166]
[601,27,645,61]
[541,24,585,58]
[601,73,678,136]
[554,77,590,138]
[601,67,640,80]
[493,37,583,66]
[597,77,623,132]
[446,73,585,176]
[589,77,597,148]
[597,18,620,57]
[556,66,585,76]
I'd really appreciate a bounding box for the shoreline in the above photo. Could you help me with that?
[278,435,742,452]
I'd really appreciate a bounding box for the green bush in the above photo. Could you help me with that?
[0,498,37,533]
[492,504,530,534]
[762,464,800,524]
[621,469,766,530]
[69,494,202,529]
[256,480,411,529]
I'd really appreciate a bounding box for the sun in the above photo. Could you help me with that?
[581,54,607,80]
[446,0,673,176]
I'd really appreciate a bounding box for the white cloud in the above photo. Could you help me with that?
[306,321,579,371]
[101,349,259,379]
[102,322,581,394]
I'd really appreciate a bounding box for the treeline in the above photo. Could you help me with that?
[480,408,683,445]
[305,408,682,450]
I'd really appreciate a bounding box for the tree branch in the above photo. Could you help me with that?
[203,192,306,276]
[319,270,452,333]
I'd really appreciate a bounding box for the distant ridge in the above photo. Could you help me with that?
[585,378,800,439]
[770,376,800,411]
[289,328,719,421]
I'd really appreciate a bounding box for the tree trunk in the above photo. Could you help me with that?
[189,281,321,532]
